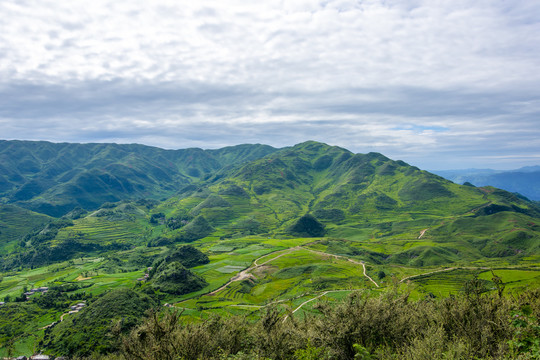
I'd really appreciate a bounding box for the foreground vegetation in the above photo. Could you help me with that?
[71,286,540,360]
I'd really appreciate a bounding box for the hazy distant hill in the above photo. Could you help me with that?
[433,166,540,201]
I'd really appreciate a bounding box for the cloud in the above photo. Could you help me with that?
[0,0,539,169]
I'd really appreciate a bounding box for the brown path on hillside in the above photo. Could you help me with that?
[40,309,74,330]
[418,229,428,239]
[303,248,379,287]
[208,247,301,295]
[197,244,380,301]
[399,266,490,283]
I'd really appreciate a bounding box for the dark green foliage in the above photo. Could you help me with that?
[0,302,47,348]
[289,214,325,237]
[238,278,258,294]
[375,194,397,210]
[389,246,459,266]
[312,208,345,222]
[107,289,540,360]
[99,249,161,273]
[274,265,316,279]
[175,215,214,242]
[100,202,117,209]
[399,178,454,202]
[149,212,165,224]
[166,210,192,230]
[12,179,48,201]
[34,289,70,310]
[476,203,513,216]
[63,206,88,220]
[151,262,207,295]
[135,198,159,209]
[191,195,231,215]
[147,245,209,294]
[313,155,334,170]
[218,185,250,198]
[156,245,210,269]
[234,217,263,235]
[44,288,157,357]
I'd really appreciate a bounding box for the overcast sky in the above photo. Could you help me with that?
[1,0,539,170]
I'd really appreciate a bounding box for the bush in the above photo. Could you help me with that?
[67,289,540,360]
[288,214,325,237]
[151,262,207,295]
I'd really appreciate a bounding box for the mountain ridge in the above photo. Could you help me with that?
[2,140,539,271]
[0,140,278,216]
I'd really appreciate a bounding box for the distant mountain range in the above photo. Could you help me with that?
[1,140,539,270]
[432,166,540,201]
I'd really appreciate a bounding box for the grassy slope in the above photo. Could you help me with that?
[0,205,51,255]
[1,140,540,355]
[0,140,278,217]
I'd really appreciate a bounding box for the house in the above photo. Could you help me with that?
[30,355,51,360]
[0,301,5,306]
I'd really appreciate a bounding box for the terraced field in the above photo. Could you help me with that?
[54,215,148,247]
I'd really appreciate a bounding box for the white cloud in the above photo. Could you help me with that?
[0,0,539,169]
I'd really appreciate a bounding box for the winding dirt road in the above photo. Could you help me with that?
[399,266,489,283]
[204,244,379,299]
[303,248,379,287]
[208,247,301,295]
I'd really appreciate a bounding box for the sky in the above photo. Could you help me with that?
[1,0,540,170]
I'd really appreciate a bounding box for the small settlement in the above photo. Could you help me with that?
[6,354,68,360]
[136,267,152,282]
[68,302,86,314]
[23,287,49,300]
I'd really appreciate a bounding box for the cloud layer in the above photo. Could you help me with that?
[1,0,540,169]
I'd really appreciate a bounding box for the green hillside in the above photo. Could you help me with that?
[0,140,539,358]
[2,141,539,270]
[0,140,277,216]
[0,205,51,255]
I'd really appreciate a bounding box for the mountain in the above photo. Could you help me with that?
[1,140,540,358]
[2,140,539,270]
[0,140,277,216]
[433,167,540,201]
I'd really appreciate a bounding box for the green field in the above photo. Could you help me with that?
[2,231,539,357]
[1,141,540,357]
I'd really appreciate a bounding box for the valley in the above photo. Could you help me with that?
[0,140,539,358]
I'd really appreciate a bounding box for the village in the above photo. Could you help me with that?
[3,355,68,360]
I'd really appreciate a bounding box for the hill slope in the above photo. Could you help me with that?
[1,140,539,270]
[0,140,277,216]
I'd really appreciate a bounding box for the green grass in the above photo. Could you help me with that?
[0,205,51,255]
